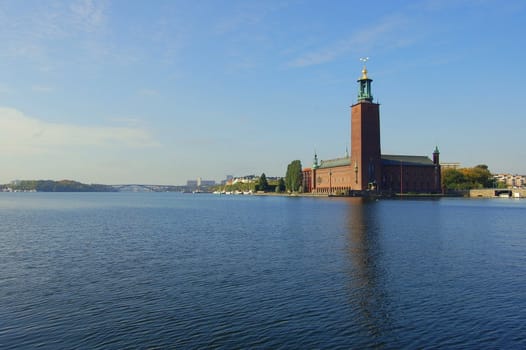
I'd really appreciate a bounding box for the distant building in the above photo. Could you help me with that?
[494,174,526,188]
[200,180,216,187]
[221,175,234,185]
[303,64,441,195]
[232,175,256,184]
[441,162,461,170]
[187,178,216,188]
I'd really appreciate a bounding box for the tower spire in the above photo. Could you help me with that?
[312,150,319,169]
[433,146,440,165]
[360,57,369,79]
[357,57,373,102]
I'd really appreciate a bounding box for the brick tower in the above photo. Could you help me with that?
[350,63,381,191]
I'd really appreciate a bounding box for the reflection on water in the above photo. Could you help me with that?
[344,198,392,344]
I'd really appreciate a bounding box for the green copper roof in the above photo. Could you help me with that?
[381,154,434,167]
[318,157,351,168]
[316,155,434,169]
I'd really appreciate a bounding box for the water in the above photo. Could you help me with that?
[1,193,525,349]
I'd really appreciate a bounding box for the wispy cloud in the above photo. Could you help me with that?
[288,15,410,68]
[0,107,160,156]
[0,84,11,94]
[215,10,262,35]
[69,0,107,33]
[148,14,189,66]
[214,1,287,35]
[31,85,54,93]
[0,0,107,60]
[139,88,160,97]
[417,0,491,12]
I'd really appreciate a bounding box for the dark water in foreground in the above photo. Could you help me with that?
[1,193,525,349]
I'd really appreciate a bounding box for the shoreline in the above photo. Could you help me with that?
[252,191,449,198]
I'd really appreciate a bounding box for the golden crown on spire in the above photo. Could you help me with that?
[359,57,369,79]
[361,67,368,79]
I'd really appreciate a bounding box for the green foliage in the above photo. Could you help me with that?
[496,181,508,189]
[442,164,494,190]
[213,176,279,193]
[442,169,466,190]
[465,164,493,188]
[222,182,256,192]
[257,173,269,192]
[285,160,303,192]
[275,178,286,193]
[8,180,115,192]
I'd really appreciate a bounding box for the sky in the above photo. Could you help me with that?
[0,0,525,185]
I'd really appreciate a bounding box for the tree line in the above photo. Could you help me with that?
[257,160,304,193]
[442,164,499,191]
[4,180,116,192]
[218,159,303,194]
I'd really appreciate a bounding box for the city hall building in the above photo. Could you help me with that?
[303,65,441,195]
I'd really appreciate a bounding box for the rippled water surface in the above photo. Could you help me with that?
[1,193,525,349]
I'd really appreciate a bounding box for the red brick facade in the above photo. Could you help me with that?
[381,164,438,193]
[351,101,381,190]
[311,165,354,195]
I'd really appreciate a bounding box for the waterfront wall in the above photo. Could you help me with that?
[470,188,526,198]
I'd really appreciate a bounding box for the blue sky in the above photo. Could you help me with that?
[0,0,525,185]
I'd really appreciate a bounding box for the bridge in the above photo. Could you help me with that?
[112,184,185,192]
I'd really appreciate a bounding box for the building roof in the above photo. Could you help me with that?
[381,154,434,167]
[318,157,351,168]
[315,154,434,169]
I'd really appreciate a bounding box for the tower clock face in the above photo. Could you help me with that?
[317,176,322,184]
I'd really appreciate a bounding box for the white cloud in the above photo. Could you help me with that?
[288,15,410,68]
[0,107,160,156]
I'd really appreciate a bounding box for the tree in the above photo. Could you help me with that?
[442,169,467,190]
[442,165,495,191]
[464,164,493,188]
[285,160,303,192]
[496,180,508,189]
[258,173,269,192]
[276,178,286,193]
